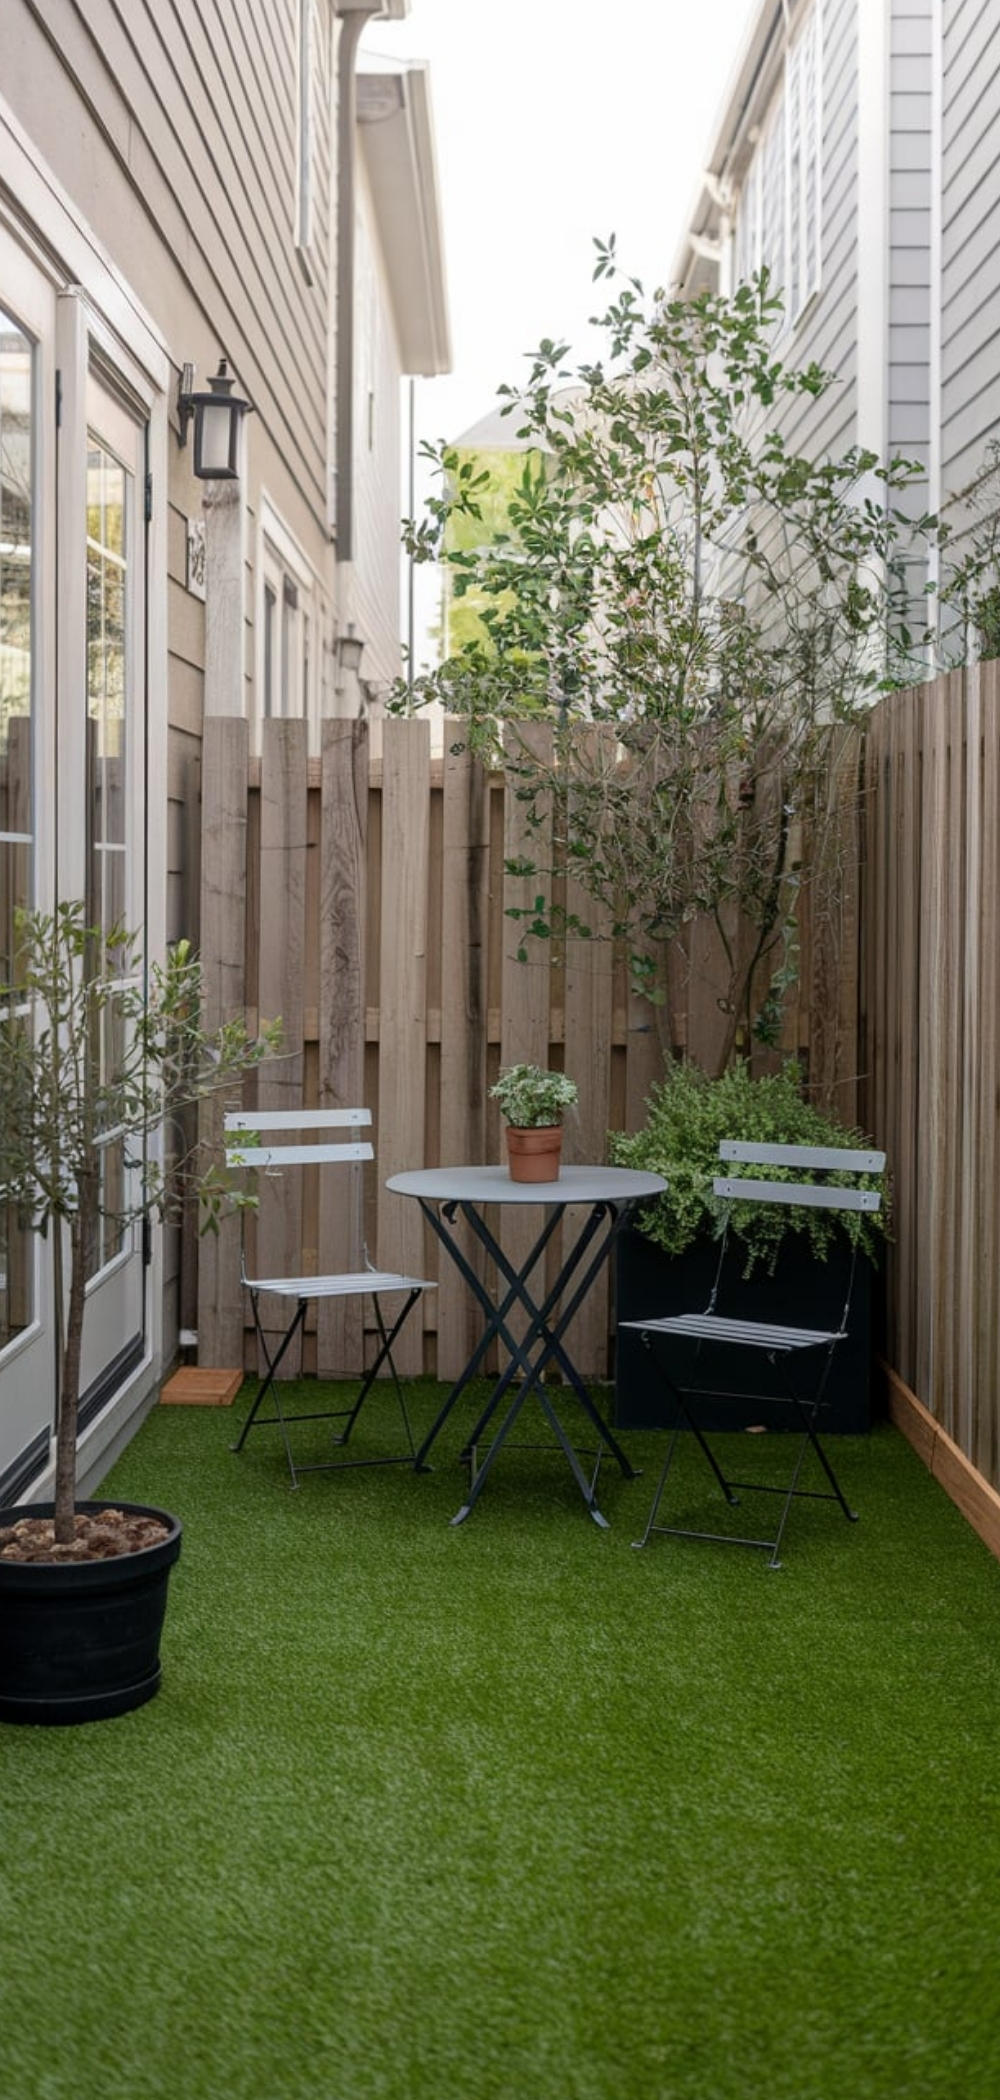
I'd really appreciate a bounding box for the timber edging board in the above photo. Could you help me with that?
[160,1368,244,1407]
[881,1358,1000,1562]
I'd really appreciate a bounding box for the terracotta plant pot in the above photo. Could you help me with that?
[505,1125,563,1182]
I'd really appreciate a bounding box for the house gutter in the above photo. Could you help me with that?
[672,0,790,292]
[335,5,373,563]
[335,2,407,559]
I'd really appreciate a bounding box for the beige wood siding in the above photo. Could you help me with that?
[6,0,334,534]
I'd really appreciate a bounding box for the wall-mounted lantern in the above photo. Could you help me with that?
[335,623,366,680]
[177,357,253,480]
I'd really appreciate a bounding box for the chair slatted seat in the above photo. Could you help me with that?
[226,1109,435,1488]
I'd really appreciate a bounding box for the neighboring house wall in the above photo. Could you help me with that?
[939,0,1000,505]
[889,0,934,488]
[676,0,1000,635]
[683,0,860,464]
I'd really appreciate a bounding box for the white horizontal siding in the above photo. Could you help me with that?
[785,0,858,448]
[939,0,1000,499]
[727,0,858,466]
[892,406,933,449]
[891,167,931,207]
[885,0,933,635]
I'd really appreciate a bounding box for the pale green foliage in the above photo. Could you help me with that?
[489,1062,579,1128]
[0,903,280,1238]
[397,253,940,1061]
[442,445,548,655]
[937,438,1000,661]
[610,1060,889,1272]
[0,901,281,1529]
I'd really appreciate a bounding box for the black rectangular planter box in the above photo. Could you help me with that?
[614,1227,874,1435]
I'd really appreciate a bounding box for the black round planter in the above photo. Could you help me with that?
[0,1501,182,1726]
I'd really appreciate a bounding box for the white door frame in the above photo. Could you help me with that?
[0,95,170,1497]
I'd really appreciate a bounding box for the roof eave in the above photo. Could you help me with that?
[358,61,452,377]
[670,0,797,294]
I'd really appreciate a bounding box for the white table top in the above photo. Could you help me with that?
[386,1165,668,1206]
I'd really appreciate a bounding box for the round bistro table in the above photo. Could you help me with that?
[386,1165,667,1526]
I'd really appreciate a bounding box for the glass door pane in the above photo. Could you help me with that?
[85,433,130,1277]
[76,372,145,1398]
[0,306,34,1356]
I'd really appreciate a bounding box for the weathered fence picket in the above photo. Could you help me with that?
[861,665,1000,1489]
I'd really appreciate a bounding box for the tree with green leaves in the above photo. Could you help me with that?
[0,903,280,1544]
[398,250,938,1068]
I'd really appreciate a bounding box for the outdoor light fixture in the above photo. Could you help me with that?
[335,624,365,678]
[177,357,253,480]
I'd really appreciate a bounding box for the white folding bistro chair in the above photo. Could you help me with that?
[225,1109,435,1487]
[623,1139,885,1568]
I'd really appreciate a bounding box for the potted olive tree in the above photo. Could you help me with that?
[490,1062,578,1181]
[610,1061,889,1433]
[0,901,279,1723]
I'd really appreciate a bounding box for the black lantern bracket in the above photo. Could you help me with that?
[177,357,253,481]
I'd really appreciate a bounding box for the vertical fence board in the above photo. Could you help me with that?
[975,663,1000,1483]
[915,678,947,1414]
[437,726,490,1381]
[563,727,618,1375]
[897,691,921,1385]
[500,725,555,1344]
[317,720,369,1376]
[943,676,968,1441]
[376,717,431,1374]
[959,665,983,1457]
[625,955,667,1129]
[807,730,861,1123]
[254,719,309,1376]
[197,717,249,1368]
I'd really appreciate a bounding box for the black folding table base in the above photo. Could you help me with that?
[412,1196,640,1526]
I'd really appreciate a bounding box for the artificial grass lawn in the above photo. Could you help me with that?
[3,1380,1000,2100]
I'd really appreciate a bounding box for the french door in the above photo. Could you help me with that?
[0,233,148,1492]
[0,239,57,1487]
[74,368,147,1408]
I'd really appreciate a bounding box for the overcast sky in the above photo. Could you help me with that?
[361,0,758,663]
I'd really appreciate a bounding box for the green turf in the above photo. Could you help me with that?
[3,1380,1000,2100]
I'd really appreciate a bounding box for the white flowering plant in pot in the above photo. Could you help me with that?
[489,1063,579,1128]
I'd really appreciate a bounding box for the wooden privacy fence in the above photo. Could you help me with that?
[196,714,861,1383]
[863,662,1000,1490]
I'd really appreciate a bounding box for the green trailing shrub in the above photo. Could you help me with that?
[610,1061,889,1273]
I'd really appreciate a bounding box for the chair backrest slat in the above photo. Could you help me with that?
[713,1174,881,1214]
[224,1108,370,1133]
[224,1108,374,1172]
[225,1139,373,1169]
[719,1140,885,1174]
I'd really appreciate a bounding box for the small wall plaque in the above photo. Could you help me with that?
[185,515,207,599]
